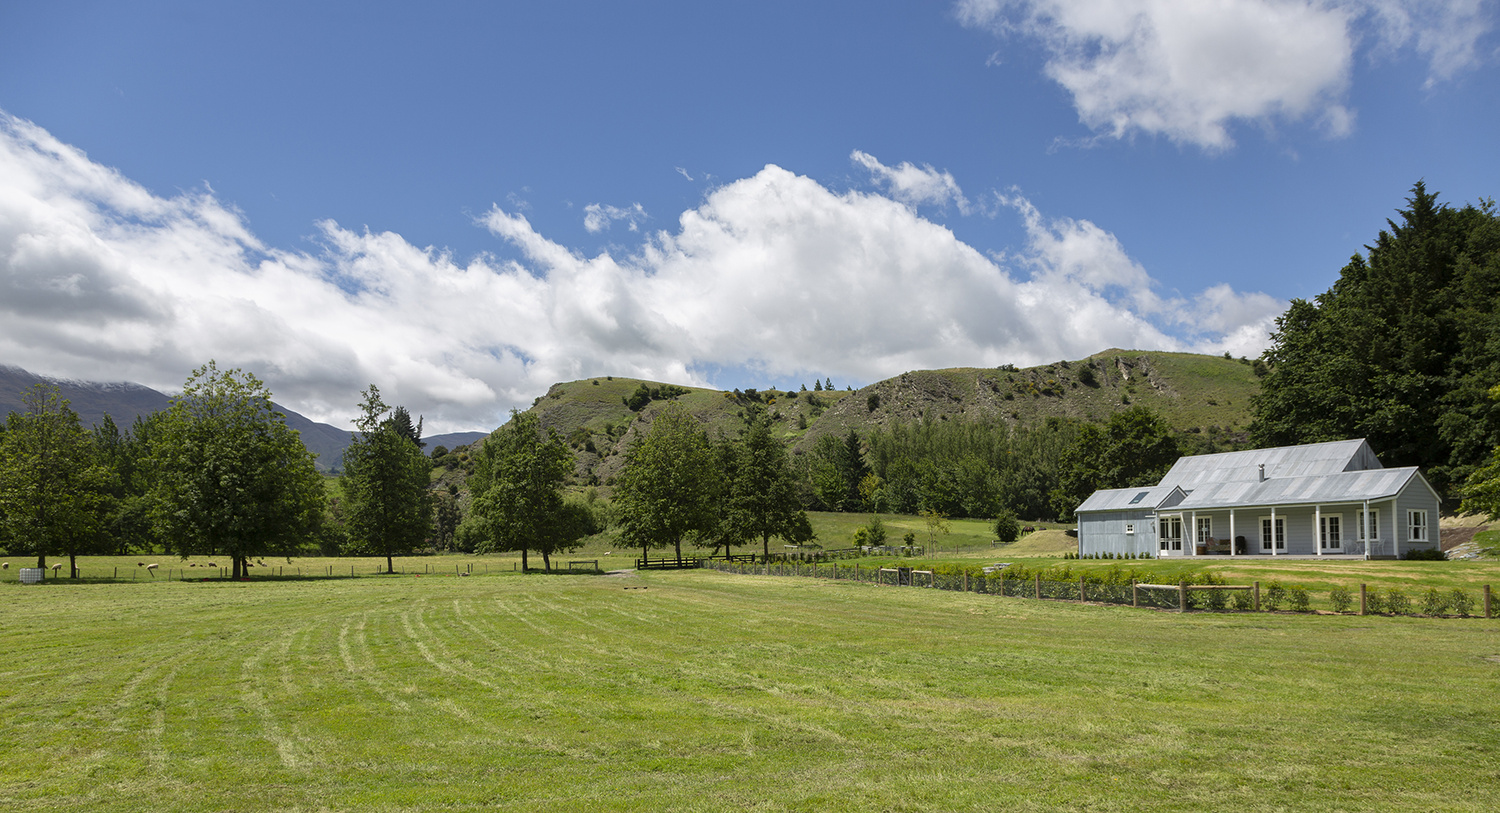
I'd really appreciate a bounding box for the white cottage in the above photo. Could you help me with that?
[1074,439,1442,559]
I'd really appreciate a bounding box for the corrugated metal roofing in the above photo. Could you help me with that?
[1076,485,1184,513]
[1076,439,1432,514]
[1174,467,1423,511]
[1156,438,1379,489]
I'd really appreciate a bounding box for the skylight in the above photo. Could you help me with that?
[1128,491,1150,505]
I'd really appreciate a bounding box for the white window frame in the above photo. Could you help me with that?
[1407,509,1428,543]
[1159,516,1183,551]
[1195,516,1213,545]
[1259,516,1285,551]
[1319,513,1342,550]
[1357,509,1381,542]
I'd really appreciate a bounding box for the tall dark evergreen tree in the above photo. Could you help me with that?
[1251,183,1500,498]
[729,407,810,560]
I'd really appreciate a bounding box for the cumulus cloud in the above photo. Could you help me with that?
[0,113,1281,431]
[956,0,1493,149]
[851,150,972,213]
[582,202,647,233]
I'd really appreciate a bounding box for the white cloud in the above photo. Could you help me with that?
[851,150,972,213]
[956,0,1492,149]
[0,112,1281,431]
[582,202,647,233]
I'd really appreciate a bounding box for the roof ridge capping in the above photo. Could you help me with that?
[1158,439,1380,489]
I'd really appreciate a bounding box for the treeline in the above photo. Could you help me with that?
[789,406,1234,523]
[1251,182,1500,506]
[0,366,453,577]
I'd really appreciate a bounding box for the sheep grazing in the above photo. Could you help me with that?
[51,563,63,573]
[145,563,159,577]
[2,563,8,570]
[207,562,216,567]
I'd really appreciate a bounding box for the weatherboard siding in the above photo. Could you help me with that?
[1077,510,1156,558]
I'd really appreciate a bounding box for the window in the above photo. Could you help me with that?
[1159,516,1182,551]
[1408,510,1428,542]
[1356,509,1381,542]
[1319,514,1342,550]
[1195,517,1212,544]
[1260,516,1285,550]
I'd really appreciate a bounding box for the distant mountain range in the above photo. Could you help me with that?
[0,366,486,472]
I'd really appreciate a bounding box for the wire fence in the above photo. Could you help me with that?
[702,559,1495,618]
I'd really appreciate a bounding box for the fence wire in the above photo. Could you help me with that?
[701,560,1493,617]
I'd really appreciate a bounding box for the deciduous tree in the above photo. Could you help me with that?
[342,386,433,573]
[149,363,325,579]
[614,404,715,561]
[0,384,112,575]
[466,410,575,570]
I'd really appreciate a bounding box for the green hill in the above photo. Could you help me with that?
[500,351,1260,486]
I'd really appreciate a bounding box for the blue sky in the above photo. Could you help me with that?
[1,1,1496,432]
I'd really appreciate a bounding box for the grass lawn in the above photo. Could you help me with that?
[3,569,1498,811]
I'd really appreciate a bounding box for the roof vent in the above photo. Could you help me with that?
[1258,464,1266,482]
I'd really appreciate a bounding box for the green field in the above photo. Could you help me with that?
[3,568,1498,811]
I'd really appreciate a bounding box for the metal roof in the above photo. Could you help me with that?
[1076,485,1184,513]
[1156,438,1379,490]
[1075,440,1434,515]
[1173,466,1425,511]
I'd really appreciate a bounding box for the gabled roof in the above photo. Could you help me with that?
[1174,466,1432,511]
[1075,439,1438,516]
[1076,485,1186,514]
[1156,439,1380,491]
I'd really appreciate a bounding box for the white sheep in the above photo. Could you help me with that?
[145,564,159,577]
[2,562,8,570]
[51,563,63,573]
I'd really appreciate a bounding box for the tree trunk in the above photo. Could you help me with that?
[386,550,395,575]
[521,547,528,572]
[70,552,77,579]
[674,537,682,561]
[542,550,551,571]
[762,533,770,562]
[36,553,46,569]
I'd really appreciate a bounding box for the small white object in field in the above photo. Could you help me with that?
[604,552,611,556]
[2,563,8,569]
[145,563,158,571]
[51,563,62,572]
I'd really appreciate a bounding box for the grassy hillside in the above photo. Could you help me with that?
[500,351,1260,485]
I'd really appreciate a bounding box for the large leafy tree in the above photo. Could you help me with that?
[149,363,325,579]
[0,384,113,575]
[729,407,810,560]
[92,413,160,555]
[1251,183,1500,498]
[613,404,715,561]
[466,410,576,571]
[342,386,433,574]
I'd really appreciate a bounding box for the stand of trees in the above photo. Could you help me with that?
[1251,182,1500,501]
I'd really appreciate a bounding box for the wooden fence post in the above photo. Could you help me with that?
[1253,581,1260,612]
[1178,580,1188,613]
[1360,584,1367,616]
[1034,574,1041,600]
[1485,585,1492,619]
[1132,580,1138,608]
